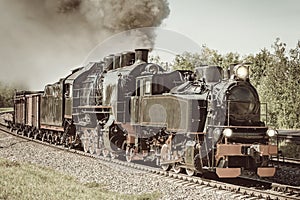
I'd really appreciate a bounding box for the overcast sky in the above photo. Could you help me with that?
[0,0,299,90]
[164,0,300,55]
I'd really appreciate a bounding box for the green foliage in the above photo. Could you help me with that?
[278,141,300,159]
[0,81,28,108]
[172,46,241,71]
[0,82,19,108]
[149,55,170,70]
[249,38,300,129]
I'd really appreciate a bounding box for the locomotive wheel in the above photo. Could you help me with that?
[96,135,104,156]
[82,131,90,153]
[21,130,26,136]
[172,164,182,174]
[27,131,32,138]
[48,135,53,144]
[53,135,58,145]
[41,133,46,142]
[95,148,101,156]
[110,152,116,159]
[160,144,171,171]
[161,164,171,171]
[89,141,96,155]
[102,149,109,157]
[125,147,134,162]
[185,168,195,176]
[34,133,39,140]
[67,137,73,149]
[194,154,204,175]
[88,130,97,154]
[83,141,89,153]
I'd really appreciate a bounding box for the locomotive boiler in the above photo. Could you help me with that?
[11,49,278,178]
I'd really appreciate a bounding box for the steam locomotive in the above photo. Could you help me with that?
[11,49,278,178]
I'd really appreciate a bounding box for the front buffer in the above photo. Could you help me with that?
[215,143,277,178]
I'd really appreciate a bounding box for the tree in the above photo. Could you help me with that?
[248,38,300,129]
[171,46,241,71]
[0,82,14,107]
[148,55,170,70]
[0,82,27,108]
[284,41,300,128]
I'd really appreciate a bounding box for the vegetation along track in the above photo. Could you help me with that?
[0,119,299,200]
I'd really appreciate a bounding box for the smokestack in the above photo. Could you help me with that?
[135,49,149,63]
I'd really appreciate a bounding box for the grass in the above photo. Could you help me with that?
[0,158,161,200]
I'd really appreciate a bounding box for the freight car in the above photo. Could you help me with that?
[10,49,278,178]
[13,91,43,138]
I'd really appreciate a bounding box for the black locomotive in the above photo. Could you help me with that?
[11,49,278,178]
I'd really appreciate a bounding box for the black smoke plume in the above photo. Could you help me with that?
[0,0,170,89]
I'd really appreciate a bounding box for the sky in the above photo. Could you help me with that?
[164,0,300,55]
[0,0,299,90]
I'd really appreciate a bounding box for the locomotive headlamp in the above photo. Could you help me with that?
[223,128,233,137]
[267,129,277,137]
[234,65,249,80]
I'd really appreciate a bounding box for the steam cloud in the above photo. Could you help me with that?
[0,0,170,90]
[52,0,170,46]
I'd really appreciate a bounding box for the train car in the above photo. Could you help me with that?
[11,48,278,179]
[13,91,43,136]
[37,65,95,144]
[39,79,66,143]
[40,80,64,131]
[13,91,27,132]
[25,92,43,138]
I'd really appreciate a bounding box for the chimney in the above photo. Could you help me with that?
[135,49,149,63]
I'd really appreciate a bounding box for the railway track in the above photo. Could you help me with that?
[0,122,299,200]
[271,157,300,172]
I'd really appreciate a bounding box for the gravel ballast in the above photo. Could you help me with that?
[0,130,233,200]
